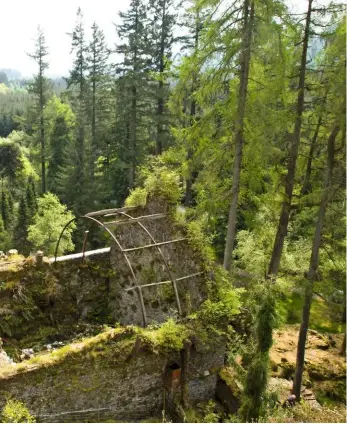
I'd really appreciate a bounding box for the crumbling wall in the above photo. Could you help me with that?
[0,198,208,341]
[0,329,226,423]
[0,250,114,341]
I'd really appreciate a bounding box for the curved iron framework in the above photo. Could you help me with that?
[54,207,204,327]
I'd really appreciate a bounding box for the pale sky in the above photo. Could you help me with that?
[0,0,332,79]
[0,0,130,78]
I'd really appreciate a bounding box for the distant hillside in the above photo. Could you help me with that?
[0,68,22,80]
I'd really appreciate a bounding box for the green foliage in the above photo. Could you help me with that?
[277,292,345,333]
[125,166,182,207]
[142,318,188,352]
[186,217,216,266]
[256,292,277,352]
[125,187,148,207]
[27,192,76,255]
[239,286,278,422]
[1,190,13,231]
[201,401,220,423]
[14,195,30,254]
[196,267,242,336]
[0,139,23,180]
[261,402,346,423]
[1,399,36,423]
[0,216,10,250]
[239,352,269,422]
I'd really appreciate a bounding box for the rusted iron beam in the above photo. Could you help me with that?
[118,210,183,316]
[86,206,138,217]
[124,272,204,291]
[105,213,166,226]
[123,238,186,252]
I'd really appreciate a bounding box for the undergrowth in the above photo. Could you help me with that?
[1,399,36,423]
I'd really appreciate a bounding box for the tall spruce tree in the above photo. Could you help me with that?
[0,191,11,231]
[28,26,50,194]
[116,0,151,188]
[87,22,111,162]
[149,0,177,155]
[179,0,206,206]
[45,96,75,195]
[64,8,90,215]
[26,177,38,222]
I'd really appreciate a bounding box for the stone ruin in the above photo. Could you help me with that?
[0,197,230,422]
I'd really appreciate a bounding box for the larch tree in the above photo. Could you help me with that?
[293,13,346,399]
[267,0,313,277]
[223,0,255,271]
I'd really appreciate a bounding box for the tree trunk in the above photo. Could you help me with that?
[130,85,137,188]
[223,0,254,271]
[301,115,322,195]
[267,0,313,278]
[39,60,46,194]
[293,124,339,400]
[92,67,96,154]
[341,333,346,356]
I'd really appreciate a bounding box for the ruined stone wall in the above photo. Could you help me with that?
[0,199,208,341]
[0,331,225,423]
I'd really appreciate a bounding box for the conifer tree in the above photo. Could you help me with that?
[223,0,255,271]
[149,0,177,155]
[44,96,75,195]
[14,195,30,254]
[1,191,12,231]
[28,26,50,194]
[87,22,111,161]
[240,287,276,422]
[116,0,152,188]
[64,8,90,215]
[26,177,38,221]
[267,0,313,277]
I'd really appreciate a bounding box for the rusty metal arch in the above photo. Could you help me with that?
[54,207,204,327]
[118,211,182,315]
[54,213,147,327]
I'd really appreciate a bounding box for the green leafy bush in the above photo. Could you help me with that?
[125,187,148,207]
[125,166,182,207]
[1,399,36,423]
[27,192,75,255]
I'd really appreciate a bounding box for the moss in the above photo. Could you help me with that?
[315,380,346,404]
[219,367,243,399]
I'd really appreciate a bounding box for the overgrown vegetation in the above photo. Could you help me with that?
[0,0,345,421]
[1,399,36,423]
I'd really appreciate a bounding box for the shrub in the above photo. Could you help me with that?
[1,399,36,423]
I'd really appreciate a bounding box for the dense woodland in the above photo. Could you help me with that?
[0,0,346,421]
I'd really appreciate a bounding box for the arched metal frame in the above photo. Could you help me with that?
[54,207,204,328]
[54,214,147,327]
